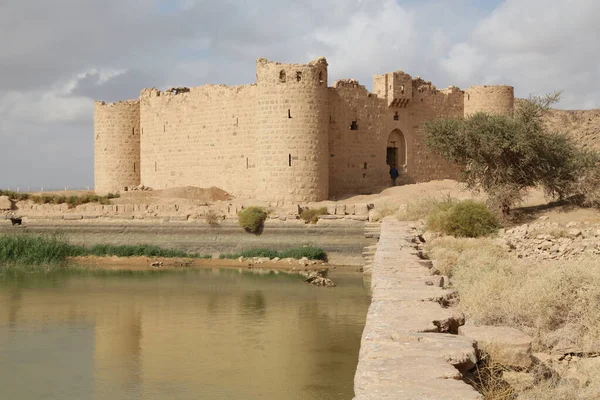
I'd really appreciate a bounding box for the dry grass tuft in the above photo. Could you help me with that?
[396,194,457,221]
[427,237,600,353]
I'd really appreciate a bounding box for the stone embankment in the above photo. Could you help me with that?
[354,217,482,399]
[0,199,372,222]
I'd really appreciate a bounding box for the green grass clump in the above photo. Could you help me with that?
[219,246,326,261]
[300,207,328,224]
[238,207,267,233]
[0,233,82,266]
[85,244,209,258]
[426,200,499,238]
[0,233,210,270]
[279,246,326,260]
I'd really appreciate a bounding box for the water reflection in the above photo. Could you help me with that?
[0,269,369,400]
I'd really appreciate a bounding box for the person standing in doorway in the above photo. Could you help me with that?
[389,165,399,186]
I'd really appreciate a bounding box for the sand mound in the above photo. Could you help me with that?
[155,186,231,202]
[117,186,231,205]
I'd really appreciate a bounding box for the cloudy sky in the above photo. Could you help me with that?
[1,0,599,190]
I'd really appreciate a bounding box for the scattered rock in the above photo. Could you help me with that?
[500,221,600,261]
[459,325,533,369]
[151,261,163,268]
[129,185,153,191]
[303,271,336,287]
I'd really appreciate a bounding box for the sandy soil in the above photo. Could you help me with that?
[116,186,231,205]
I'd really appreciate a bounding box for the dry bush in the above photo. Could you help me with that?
[300,207,327,224]
[204,210,220,227]
[428,238,600,353]
[463,354,516,400]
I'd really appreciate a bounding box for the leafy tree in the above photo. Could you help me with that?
[423,92,599,214]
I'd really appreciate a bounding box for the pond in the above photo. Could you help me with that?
[0,268,369,400]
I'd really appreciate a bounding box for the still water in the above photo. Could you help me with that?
[0,269,369,400]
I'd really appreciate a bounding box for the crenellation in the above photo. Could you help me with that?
[94,57,515,201]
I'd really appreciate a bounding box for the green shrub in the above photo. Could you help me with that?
[238,207,267,233]
[427,200,499,238]
[300,207,328,224]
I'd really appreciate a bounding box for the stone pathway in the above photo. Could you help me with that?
[354,217,482,399]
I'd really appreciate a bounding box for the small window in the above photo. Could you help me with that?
[288,109,292,119]
[319,71,324,85]
[279,70,286,83]
[133,162,136,173]
[400,85,405,95]
[288,154,292,167]
[363,162,368,169]
[296,71,302,82]
[350,121,359,130]
[246,158,249,169]
[393,112,399,121]
[132,127,135,135]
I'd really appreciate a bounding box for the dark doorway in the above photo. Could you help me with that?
[386,147,398,166]
[387,129,406,167]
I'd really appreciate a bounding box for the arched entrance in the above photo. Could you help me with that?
[387,129,406,167]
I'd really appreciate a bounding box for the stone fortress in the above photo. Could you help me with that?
[94,57,514,202]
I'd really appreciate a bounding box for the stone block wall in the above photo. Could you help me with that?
[139,85,258,199]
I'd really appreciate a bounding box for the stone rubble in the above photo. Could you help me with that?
[302,270,336,287]
[499,220,600,261]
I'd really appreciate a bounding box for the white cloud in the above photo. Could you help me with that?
[1,0,600,188]
[443,0,600,108]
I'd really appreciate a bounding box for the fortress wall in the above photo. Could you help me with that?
[254,58,329,202]
[139,85,258,198]
[328,82,403,197]
[408,86,464,182]
[94,100,141,194]
[464,85,514,116]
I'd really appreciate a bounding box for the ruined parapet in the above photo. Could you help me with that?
[372,71,413,107]
[94,100,141,194]
[464,85,514,116]
[254,57,330,202]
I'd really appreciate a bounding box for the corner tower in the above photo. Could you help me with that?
[254,57,330,202]
[94,100,141,194]
[464,85,514,116]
